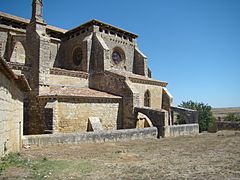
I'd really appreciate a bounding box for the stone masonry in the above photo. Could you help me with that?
[0,0,198,140]
[0,57,30,157]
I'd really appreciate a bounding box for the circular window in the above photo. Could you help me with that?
[112,51,122,64]
[72,47,83,66]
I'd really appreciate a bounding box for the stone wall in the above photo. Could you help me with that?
[162,88,172,111]
[22,127,157,146]
[170,106,198,124]
[133,47,148,77]
[9,41,26,64]
[99,32,135,72]
[127,82,163,109]
[58,32,92,72]
[57,100,121,133]
[0,70,23,157]
[49,74,88,88]
[90,33,106,72]
[89,72,134,129]
[0,30,8,58]
[134,107,167,138]
[215,121,240,131]
[49,39,61,68]
[164,124,199,137]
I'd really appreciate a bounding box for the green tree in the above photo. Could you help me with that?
[178,101,214,132]
[224,113,240,122]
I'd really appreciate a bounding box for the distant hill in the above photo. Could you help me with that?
[212,107,240,119]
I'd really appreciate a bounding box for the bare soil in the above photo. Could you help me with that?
[1,130,240,179]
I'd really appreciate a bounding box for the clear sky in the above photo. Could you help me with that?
[1,0,240,108]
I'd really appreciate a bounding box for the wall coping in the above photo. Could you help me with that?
[129,77,167,87]
[22,127,158,146]
[105,70,167,87]
[38,95,121,103]
[167,123,199,127]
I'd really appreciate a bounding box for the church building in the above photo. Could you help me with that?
[0,0,176,136]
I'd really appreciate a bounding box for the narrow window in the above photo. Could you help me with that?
[144,90,151,107]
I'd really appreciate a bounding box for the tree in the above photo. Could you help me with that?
[177,100,214,132]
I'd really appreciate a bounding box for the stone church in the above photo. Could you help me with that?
[0,0,185,137]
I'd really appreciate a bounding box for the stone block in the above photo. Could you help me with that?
[87,117,103,132]
[164,124,199,137]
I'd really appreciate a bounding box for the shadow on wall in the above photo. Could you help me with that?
[0,83,23,102]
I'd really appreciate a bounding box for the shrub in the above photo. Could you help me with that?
[178,100,214,132]
[224,113,240,122]
[175,114,186,124]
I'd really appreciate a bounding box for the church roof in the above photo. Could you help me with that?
[0,12,137,39]
[39,86,122,99]
[0,11,67,33]
[65,19,138,39]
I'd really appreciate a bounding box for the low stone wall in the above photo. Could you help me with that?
[22,127,157,146]
[216,121,240,131]
[164,124,199,137]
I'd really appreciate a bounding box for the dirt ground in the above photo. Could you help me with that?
[1,130,240,179]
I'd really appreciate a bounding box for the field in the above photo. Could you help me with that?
[1,131,240,179]
[212,107,240,119]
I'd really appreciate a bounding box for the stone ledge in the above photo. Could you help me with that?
[129,77,167,87]
[50,68,88,79]
[22,127,157,146]
[38,96,121,103]
[7,62,30,71]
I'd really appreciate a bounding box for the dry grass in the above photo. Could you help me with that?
[1,130,240,179]
[212,107,240,118]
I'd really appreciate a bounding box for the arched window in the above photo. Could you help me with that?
[144,90,151,107]
[10,41,26,64]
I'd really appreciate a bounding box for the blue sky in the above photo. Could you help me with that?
[1,0,239,108]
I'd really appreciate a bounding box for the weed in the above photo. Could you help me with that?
[42,157,48,161]
[0,153,27,174]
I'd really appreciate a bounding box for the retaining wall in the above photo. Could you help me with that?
[216,121,240,131]
[22,127,157,146]
[164,124,199,137]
